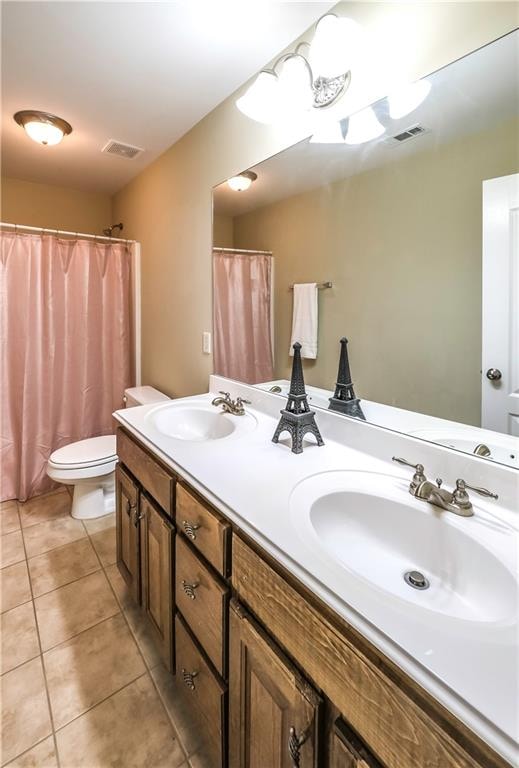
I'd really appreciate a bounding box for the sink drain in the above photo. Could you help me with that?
[404,570,430,590]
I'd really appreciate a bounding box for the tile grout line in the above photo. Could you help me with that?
[11,499,62,768]
[81,518,190,764]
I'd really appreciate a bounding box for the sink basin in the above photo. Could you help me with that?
[290,471,516,624]
[145,403,257,442]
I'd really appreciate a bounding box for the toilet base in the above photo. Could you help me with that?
[70,474,115,519]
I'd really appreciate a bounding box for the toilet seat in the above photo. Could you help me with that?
[49,435,117,470]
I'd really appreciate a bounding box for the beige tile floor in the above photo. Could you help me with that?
[0,488,195,768]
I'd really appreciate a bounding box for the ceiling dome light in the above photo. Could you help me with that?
[309,14,361,79]
[236,71,280,124]
[345,107,385,145]
[388,79,432,120]
[227,171,258,192]
[14,110,72,146]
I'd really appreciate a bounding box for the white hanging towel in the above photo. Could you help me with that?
[289,283,318,359]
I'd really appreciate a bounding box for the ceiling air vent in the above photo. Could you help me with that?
[101,139,143,160]
[385,124,429,146]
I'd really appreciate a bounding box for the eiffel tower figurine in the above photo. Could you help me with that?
[272,342,324,454]
[328,337,366,419]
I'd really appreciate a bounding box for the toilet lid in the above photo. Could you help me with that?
[49,435,117,469]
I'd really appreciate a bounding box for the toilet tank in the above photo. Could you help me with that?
[124,386,170,408]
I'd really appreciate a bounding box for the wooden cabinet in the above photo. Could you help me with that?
[115,465,140,604]
[229,599,322,768]
[140,495,174,671]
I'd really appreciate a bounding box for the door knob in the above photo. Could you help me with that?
[486,368,502,381]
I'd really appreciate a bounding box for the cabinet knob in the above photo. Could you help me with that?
[133,507,144,527]
[181,669,198,691]
[182,520,201,540]
[181,580,199,600]
[486,368,502,381]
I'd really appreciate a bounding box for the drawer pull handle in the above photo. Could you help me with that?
[182,669,198,691]
[181,580,199,600]
[288,726,309,768]
[182,520,200,540]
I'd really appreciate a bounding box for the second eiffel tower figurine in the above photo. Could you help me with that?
[272,342,324,454]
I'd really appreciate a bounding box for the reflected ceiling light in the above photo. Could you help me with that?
[227,171,257,192]
[309,14,362,79]
[345,107,385,145]
[236,13,361,124]
[14,110,72,146]
[388,79,431,120]
[310,121,345,144]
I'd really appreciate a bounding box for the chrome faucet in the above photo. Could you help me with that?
[211,391,251,416]
[392,457,498,517]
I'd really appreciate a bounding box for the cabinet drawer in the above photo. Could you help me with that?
[176,484,230,577]
[117,428,174,513]
[176,535,228,676]
[174,615,226,768]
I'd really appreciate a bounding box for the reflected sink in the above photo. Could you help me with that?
[290,471,516,624]
[145,403,257,442]
[409,428,519,468]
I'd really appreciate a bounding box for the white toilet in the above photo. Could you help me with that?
[47,386,169,520]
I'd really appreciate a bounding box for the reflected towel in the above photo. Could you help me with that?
[290,283,318,359]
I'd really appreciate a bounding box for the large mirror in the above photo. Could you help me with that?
[212,31,519,468]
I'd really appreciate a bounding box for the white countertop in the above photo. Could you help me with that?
[114,376,519,766]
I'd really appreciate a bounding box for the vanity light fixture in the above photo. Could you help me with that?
[14,110,72,146]
[345,106,385,145]
[227,171,257,192]
[388,80,432,120]
[236,13,361,124]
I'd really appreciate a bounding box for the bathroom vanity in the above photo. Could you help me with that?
[113,380,518,768]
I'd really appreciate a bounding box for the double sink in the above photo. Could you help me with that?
[144,401,516,627]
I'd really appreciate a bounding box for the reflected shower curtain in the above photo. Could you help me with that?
[213,250,273,384]
[1,232,133,501]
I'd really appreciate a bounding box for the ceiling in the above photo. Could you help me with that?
[1,1,333,194]
[214,30,519,217]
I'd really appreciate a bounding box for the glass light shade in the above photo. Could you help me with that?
[345,107,385,145]
[24,120,64,145]
[309,15,361,79]
[236,71,280,124]
[227,174,253,192]
[388,80,431,120]
[310,121,344,144]
[277,56,313,112]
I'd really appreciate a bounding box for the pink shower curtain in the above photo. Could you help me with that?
[1,232,134,501]
[213,250,273,384]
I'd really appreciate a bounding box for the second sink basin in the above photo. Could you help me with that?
[290,471,516,625]
[145,402,257,442]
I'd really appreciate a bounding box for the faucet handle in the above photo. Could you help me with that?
[218,391,231,400]
[236,397,251,406]
[455,479,498,500]
[392,457,427,490]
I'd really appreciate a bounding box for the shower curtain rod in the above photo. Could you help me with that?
[213,246,273,255]
[0,221,136,244]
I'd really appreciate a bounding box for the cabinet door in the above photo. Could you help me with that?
[115,465,140,604]
[329,716,382,768]
[140,495,174,671]
[229,600,322,768]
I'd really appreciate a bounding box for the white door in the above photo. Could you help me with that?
[482,173,519,434]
